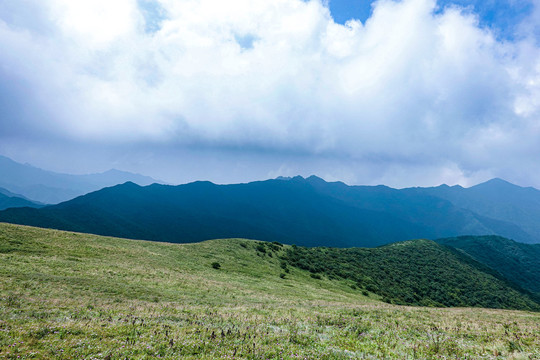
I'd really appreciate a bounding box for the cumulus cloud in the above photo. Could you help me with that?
[0,0,539,186]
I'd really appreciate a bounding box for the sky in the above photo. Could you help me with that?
[1,0,540,188]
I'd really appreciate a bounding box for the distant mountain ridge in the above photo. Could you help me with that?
[407,178,540,243]
[1,175,540,246]
[305,176,538,243]
[0,187,43,210]
[0,155,160,204]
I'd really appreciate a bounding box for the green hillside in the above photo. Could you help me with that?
[284,240,539,310]
[437,235,540,295]
[1,223,539,359]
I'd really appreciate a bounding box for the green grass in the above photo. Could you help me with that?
[1,223,539,359]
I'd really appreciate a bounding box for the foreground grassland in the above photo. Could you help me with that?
[0,223,539,359]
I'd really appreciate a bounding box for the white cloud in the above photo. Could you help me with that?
[48,0,140,47]
[1,0,540,186]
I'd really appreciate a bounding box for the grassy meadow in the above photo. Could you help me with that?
[0,222,539,359]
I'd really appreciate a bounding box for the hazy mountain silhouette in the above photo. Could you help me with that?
[0,187,43,210]
[1,176,539,246]
[0,155,160,204]
[406,178,540,243]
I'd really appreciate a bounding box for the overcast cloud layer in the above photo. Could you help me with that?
[1,0,540,187]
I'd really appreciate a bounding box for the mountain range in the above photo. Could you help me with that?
[0,155,160,204]
[407,178,540,243]
[1,175,540,246]
[0,186,43,211]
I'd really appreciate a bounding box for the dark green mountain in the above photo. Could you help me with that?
[304,176,531,241]
[283,239,540,311]
[1,176,539,247]
[407,178,540,243]
[0,180,420,247]
[0,187,42,210]
[436,235,540,295]
[0,155,159,204]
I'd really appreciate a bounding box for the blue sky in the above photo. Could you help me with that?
[330,0,535,40]
[0,0,540,187]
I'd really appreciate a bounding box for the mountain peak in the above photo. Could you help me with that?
[472,178,519,190]
[100,181,141,191]
[306,175,326,183]
[121,181,139,186]
[486,177,513,185]
[289,175,306,182]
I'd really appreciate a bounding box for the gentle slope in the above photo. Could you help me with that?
[436,235,540,295]
[1,223,539,359]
